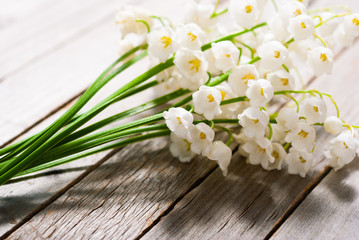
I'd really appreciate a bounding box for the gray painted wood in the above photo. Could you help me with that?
[5,138,219,240]
[272,37,359,240]
[0,0,184,237]
[2,0,359,239]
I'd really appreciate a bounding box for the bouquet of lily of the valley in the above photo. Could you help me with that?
[1,0,359,185]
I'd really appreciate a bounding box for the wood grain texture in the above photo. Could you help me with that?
[142,1,359,238]
[5,138,219,240]
[2,0,359,239]
[271,39,359,240]
[0,0,185,236]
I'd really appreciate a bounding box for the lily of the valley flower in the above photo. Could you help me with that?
[170,132,196,163]
[286,147,313,177]
[163,107,193,140]
[238,107,269,139]
[193,86,222,120]
[207,141,232,176]
[211,41,240,72]
[246,79,274,107]
[148,26,177,62]
[174,47,208,90]
[307,47,334,76]
[228,64,260,96]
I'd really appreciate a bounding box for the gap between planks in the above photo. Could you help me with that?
[0,149,121,240]
[2,0,356,238]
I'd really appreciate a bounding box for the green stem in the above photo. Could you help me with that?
[201,22,267,51]
[0,51,161,185]
[49,89,189,156]
[221,96,248,105]
[15,130,171,178]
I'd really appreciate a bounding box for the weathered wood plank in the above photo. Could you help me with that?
[3,0,359,239]
[0,0,120,79]
[141,3,359,239]
[0,0,58,30]
[0,0,184,237]
[270,39,359,240]
[4,138,219,240]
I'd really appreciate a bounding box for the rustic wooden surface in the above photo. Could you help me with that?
[1,0,359,239]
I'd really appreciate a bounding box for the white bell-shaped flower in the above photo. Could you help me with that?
[288,14,315,41]
[207,141,232,176]
[285,121,316,152]
[204,50,221,75]
[344,13,359,37]
[307,47,333,76]
[245,79,274,107]
[324,130,358,170]
[266,142,287,170]
[190,123,215,156]
[193,86,222,120]
[276,107,299,131]
[115,6,153,36]
[214,82,240,119]
[163,107,193,140]
[148,26,177,63]
[211,41,240,72]
[268,14,291,42]
[324,116,343,135]
[238,107,269,139]
[242,137,275,167]
[257,41,288,71]
[279,1,307,23]
[184,2,216,30]
[228,64,259,96]
[299,97,327,124]
[271,124,287,144]
[266,69,295,92]
[286,147,313,178]
[175,23,206,50]
[169,132,196,163]
[228,0,258,29]
[174,48,208,90]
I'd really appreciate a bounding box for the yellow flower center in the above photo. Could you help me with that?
[294,9,302,16]
[177,117,182,125]
[298,130,308,138]
[207,94,215,102]
[225,54,231,58]
[188,58,201,72]
[320,53,327,62]
[272,151,279,159]
[301,22,306,28]
[260,88,264,96]
[257,145,266,153]
[187,32,197,41]
[200,132,207,140]
[184,139,191,152]
[299,156,306,163]
[274,51,281,58]
[353,18,359,26]
[252,119,259,124]
[313,106,319,112]
[242,73,256,84]
[160,36,172,48]
[245,5,253,13]
[220,90,226,100]
[281,78,289,86]
[343,141,349,149]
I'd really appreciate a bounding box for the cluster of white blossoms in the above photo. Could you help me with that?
[115,0,359,177]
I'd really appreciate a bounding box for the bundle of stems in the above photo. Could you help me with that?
[0,23,267,185]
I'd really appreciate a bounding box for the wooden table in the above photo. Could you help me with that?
[1,0,359,239]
